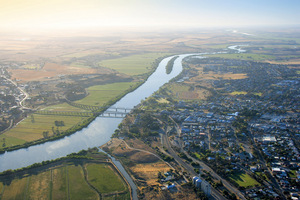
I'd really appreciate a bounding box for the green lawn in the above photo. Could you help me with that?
[75,82,137,106]
[99,53,169,75]
[229,172,260,188]
[86,163,126,194]
[68,165,98,200]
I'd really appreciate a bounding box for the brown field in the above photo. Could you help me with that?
[267,59,300,64]
[131,162,171,185]
[27,170,51,200]
[8,63,112,82]
[52,166,68,200]
[1,177,28,200]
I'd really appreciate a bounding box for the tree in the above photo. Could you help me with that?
[43,131,49,138]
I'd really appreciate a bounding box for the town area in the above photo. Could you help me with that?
[111,55,300,199]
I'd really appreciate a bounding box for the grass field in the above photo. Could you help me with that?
[1,177,28,200]
[229,172,260,188]
[52,167,68,200]
[230,91,247,95]
[0,181,4,196]
[27,170,51,200]
[68,165,98,200]
[104,193,130,200]
[86,163,126,194]
[0,162,129,200]
[99,53,169,75]
[42,102,87,112]
[207,53,276,61]
[0,115,88,149]
[75,82,137,106]
[0,81,138,150]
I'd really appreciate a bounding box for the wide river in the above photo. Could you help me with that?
[0,53,200,172]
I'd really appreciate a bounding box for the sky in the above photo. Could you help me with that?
[0,0,299,31]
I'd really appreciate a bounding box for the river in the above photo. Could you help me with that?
[0,46,245,199]
[0,54,199,172]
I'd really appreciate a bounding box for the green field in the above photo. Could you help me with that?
[86,163,126,194]
[52,167,68,200]
[207,53,276,61]
[0,115,88,149]
[42,102,87,112]
[230,91,247,95]
[99,53,169,75]
[1,81,139,150]
[75,82,137,106]
[0,162,129,200]
[229,172,260,188]
[68,165,98,200]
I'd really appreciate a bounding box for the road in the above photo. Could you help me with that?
[161,131,227,200]
[165,118,247,200]
[1,75,30,109]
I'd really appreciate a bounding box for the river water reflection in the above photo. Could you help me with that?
[0,54,197,172]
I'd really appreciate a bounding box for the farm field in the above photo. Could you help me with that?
[51,167,68,200]
[229,172,260,188]
[1,177,28,200]
[0,81,138,150]
[0,115,88,149]
[207,53,276,61]
[99,53,170,75]
[68,165,98,200]
[27,170,51,200]
[75,82,138,106]
[86,163,127,194]
[0,162,129,200]
[164,82,210,101]
[42,102,87,112]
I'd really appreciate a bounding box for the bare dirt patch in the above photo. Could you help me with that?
[131,162,171,186]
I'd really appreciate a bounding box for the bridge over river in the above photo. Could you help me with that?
[35,107,132,118]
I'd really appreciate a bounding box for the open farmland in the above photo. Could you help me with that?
[86,163,127,194]
[68,165,98,200]
[0,81,138,151]
[1,177,28,200]
[99,53,170,75]
[207,53,276,61]
[0,160,129,200]
[8,63,111,82]
[0,115,88,149]
[75,82,138,106]
[27,171,51,200]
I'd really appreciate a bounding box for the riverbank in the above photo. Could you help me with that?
[0,55,171,155]
[0,148,131,200]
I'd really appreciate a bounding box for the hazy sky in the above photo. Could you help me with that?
[0,0,299,31]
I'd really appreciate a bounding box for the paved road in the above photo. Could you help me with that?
[1,75,29,108]
[161,131,227,200]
